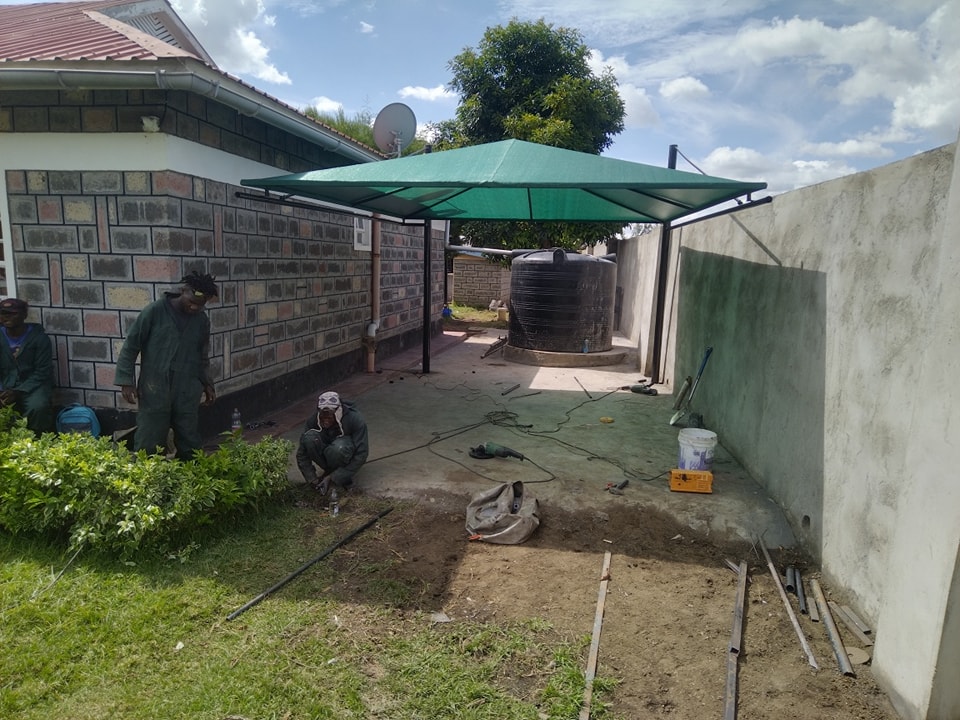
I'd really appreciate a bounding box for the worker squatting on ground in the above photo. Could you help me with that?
[296,391,369,495]
[0,297,54,435]
[114,272,218,461]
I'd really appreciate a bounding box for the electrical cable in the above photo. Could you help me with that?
[361,379,671,485]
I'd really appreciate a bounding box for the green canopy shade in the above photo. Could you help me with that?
[241,139,766,223]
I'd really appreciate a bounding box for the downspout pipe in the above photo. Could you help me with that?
[366,216,382,373]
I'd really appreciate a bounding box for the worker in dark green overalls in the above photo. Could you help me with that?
[0,297,54,435]
[115,273,218,460]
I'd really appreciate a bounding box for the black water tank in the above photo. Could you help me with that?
[508,249,616,353]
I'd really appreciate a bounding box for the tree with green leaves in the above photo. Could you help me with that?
[431,19,626,253]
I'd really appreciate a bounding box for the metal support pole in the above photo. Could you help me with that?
[650,144,678,383]
[422,220,432,373]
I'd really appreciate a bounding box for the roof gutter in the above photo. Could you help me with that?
[0,61,380,165]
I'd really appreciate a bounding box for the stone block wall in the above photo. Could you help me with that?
[0,88,354,174]
[452,254,511,308]
[5,167,440,429]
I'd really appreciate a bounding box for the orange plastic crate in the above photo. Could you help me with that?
[669,469,713,494]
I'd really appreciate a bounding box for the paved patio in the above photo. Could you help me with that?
[241,328,796,548]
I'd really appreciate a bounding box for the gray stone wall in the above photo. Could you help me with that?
[0,88,353,174]
[452,254,511,307]
[5,168,435,415]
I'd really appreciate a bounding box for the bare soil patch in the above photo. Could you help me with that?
[299,490,898,720]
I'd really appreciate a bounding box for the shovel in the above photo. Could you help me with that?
[669,346,712,426]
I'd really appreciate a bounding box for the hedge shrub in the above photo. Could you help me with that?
[0,407,293,558]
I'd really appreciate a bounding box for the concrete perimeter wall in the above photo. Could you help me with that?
[617,137,960,719]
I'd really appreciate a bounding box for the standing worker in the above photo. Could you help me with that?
[115,272,218,460]
[296,391,369,495]
[0,297,54,435]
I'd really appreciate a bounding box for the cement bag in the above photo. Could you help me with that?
[465,481,539,544]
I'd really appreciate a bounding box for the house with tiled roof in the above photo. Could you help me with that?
[0,0,445,435]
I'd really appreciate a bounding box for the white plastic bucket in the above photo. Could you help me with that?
[677,428,717,471]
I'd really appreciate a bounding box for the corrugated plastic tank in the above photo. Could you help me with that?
[508,248,616,353]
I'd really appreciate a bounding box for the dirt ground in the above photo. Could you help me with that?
[305,490,900,720]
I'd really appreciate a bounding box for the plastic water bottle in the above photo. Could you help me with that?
[231,408,242,433]
[330,489,340,517]
[582,338,590,353]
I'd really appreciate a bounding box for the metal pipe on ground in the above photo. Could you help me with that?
[579,551,613,720]
[810,579,856,676]
[723,559,749,720]
[759,539,818,669]
[795,569,808,614]
[226,507,394,621]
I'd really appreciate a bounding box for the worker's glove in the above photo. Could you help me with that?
[315,477,330,496]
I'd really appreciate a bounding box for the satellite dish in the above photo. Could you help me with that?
[373,102,417,157]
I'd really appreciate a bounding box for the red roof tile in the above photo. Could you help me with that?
[0,1,205,62]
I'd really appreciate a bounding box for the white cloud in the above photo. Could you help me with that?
[172,0,290,85]
[801,138,894,158]
[701,146,860,192]
[360,21,374,34]
[659,77,710,102]
[398,85,457,102]
[619,83,659,129]
[502,0,767,47]
[310,96,344,113]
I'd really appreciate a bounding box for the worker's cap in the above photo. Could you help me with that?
[317,391,341,412]
[0,297,28,313]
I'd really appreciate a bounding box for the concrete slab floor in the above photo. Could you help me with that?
[243,329,796,549]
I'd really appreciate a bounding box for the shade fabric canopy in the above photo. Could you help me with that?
[241,139,766,223]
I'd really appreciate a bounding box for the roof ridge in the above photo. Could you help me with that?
[84,9,198,60]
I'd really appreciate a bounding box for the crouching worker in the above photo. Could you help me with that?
[296,391,368,495]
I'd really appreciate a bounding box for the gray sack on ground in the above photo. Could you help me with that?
[465,481,540,544]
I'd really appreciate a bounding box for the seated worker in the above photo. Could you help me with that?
[0,297,54,435]
[296,391,369,494]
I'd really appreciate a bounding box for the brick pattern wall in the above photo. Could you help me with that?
[0,87,446,431]
[0,88,361,174]
[452,255,511,308]
[5,168,441,416]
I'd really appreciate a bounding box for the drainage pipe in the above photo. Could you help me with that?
[366,216,383,373]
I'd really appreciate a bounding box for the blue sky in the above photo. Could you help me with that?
[167,0,959,194]
[18,0,960,194]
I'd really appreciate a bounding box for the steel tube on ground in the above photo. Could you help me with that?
[226,507,394,621]
[785,565,796,593]
[724,560,749,720]
[759,539,818,669]
[795,569,808,614]
[810,578,856,676]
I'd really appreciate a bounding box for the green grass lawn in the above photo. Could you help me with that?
[1,497,613,720]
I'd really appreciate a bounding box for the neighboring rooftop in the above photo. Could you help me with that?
[0,0,383,164]
[0,0,212,63]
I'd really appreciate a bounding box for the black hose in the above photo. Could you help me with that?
[226,506,394,621]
